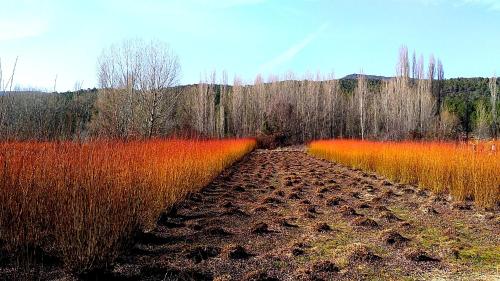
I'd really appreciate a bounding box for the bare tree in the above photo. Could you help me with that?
[322,73,340,138]
[6,56,18,93]
[436,59,444,115]
[91,39,180,138]
[439,109,461,139]
[428,55,438,116]
[195,71,216,137]
[231,76,244,137]
[53,75,58,93]
[356,73,367,139]
[217,71,229,138]
[0,57,19,139]
[74,80,84,91]
[411,50,417,82]
[475,102,491,139]
[489,75,498,138]
[397,46,410,79]
[139,40,181,137]
[0,58,3,93]
[374,47,438,140]
[416,54,425,134]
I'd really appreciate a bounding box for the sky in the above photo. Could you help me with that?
[0,0,499,92]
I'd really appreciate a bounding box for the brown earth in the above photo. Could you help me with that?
[2,148,500,280]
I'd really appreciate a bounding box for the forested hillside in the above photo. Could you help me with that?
[340,76,498,139]
[0,47,498,143]
[0,77,497,142]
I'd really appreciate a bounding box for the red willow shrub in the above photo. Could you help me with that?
[309,139,499,208]
[0,139,255,271]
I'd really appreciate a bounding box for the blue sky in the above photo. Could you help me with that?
[0,0,499,91]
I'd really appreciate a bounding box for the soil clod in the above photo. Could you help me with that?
[205,226,232,236]
[291,248,305,256]
[222,201,234,208]
[279,219,299,228]
[379,211,403,222]
[252,222,271,234]
[420,205,439,215]
[157,215,186,228]
[339,205,360,217]
[357,202,371,209]
[326,197,344,206]
[315,223,331,232]
[262,197,282,204]
[352,217,379,229]
[243,270,279,281]
[405,249,440,262]
[185,246,221,263]
[318,187,329,193]
[234,186,246,192]
[254,206,269,214]
[381,230,410,246]
[311,261,339,273]
[300,199,312,205]
[344,243,382,263]
[451,202,472,210]
[225,245,253,260]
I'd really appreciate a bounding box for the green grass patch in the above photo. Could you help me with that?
[458,245,500,270]
[417,226,453,249]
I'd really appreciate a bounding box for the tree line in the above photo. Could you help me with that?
[0,40,498,142]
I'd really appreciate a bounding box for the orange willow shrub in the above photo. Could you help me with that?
[0,139,255,271]
[308,140,499,208]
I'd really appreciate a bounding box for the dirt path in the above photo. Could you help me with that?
[26,148,500,280]
[96,148,498,281]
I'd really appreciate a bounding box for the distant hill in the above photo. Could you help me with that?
[0,91,46,96]
[341,74,393,81]
[0,88,98,96]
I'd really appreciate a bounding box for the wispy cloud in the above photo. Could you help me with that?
[159,0,267,10]
[0,0,53,41]
[259,22,329,72]
[459,0,500,11]
[0,18,48,41]
[215,0,267,8]
[410,0,500,10]
[412,0,442,6]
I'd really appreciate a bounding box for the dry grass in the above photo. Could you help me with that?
[0,138,255,272]
[308,140,499,208]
